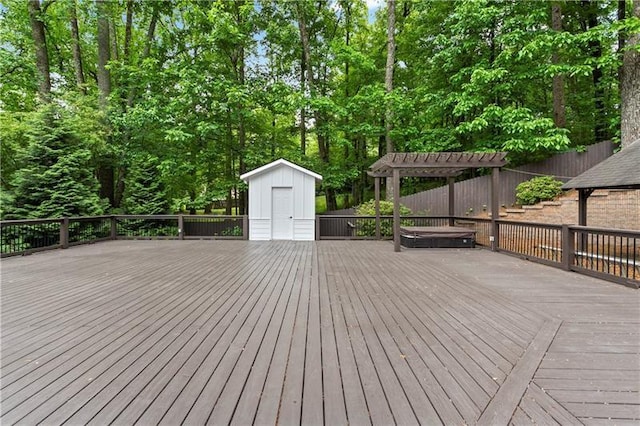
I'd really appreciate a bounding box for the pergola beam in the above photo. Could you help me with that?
[367,151,508,253]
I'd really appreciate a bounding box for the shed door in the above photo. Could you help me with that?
[272,187,293,240]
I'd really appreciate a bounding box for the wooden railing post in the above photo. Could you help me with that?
[315,215,321,240]
[60,217,69,249]
[178,214,184,240]
[491,221,500,252]
[110,216,117,240]
[242,215,249,240]
[561,224,575,271]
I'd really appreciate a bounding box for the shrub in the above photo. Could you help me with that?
[516,176,563,205]
[355,200,412,237]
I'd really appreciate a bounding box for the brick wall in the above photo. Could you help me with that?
[493,190,640,230]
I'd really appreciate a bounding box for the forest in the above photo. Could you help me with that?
[1,0,639,219]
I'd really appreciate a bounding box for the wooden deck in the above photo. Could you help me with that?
[1,240,638,425]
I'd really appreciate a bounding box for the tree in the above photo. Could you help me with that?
[621,0,640,147]
[27,0,51,101]
[551,2,566,128]
[4,105,104,219]
[121,154,169,214]
[385,0,396,199]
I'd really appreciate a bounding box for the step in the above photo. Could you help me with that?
[522,205,543,210]
[541,201,562,206]
[505,209,526,214]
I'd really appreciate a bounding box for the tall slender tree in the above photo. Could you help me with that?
[621,0,640,147]
[385,0,396,199]
[27,0,51,101]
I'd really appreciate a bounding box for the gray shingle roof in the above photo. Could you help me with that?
[562,139,640,190]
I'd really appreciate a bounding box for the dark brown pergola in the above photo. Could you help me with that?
[368,152,508,252]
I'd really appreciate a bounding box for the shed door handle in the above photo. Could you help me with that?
[289,216,293,219]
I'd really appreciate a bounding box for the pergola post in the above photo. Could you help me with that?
[491,167,500,251]
[578,188,593,252]
[448,177,455,226]
[374,177,381,240]
[393,169,401,252]
[578,189,591,226]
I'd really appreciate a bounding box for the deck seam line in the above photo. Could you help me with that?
[477,318,562,426]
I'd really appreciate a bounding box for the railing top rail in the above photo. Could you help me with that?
[452,216,492,223]
[183,215,243,219]
[1,218,63,225]
[318,215,451,219]
[114,215,179,220]
[569,225,640,237]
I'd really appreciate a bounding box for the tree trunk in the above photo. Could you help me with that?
[297,4,313,156]
[28,0,51,101]
[96,0,111,110]
[124,0,133,60]
[69,1,85,94]
[551,2,565,128]
[109,20,119,61]
[96,0,114,206]
[237,44,247,215]
[583,1,607,141]
[621,0,640,147]
[300,49,307,155]
[385,0,396,199]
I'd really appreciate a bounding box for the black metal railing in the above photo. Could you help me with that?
[69,216,113,245]
[498,220,564,266]
[1,218,61,255]
[1,214,637,287]
[569,225,639,285]
[115,215,180,239]
[1,214,249,257]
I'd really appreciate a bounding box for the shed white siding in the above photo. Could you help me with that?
[241,160,321,241]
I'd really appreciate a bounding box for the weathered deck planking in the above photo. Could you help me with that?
[1,240,639,425]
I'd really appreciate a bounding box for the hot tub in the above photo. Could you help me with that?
[400,226,476,248]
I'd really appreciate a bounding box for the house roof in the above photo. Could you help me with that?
[367,152,508,178]
[562,139,640,190]
[240,158,323,182]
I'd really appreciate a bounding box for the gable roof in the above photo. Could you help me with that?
[368,151,508,178]
[240,158,323,182]
[562,139,640,190]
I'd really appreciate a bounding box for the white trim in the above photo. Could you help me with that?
[240,158,323,182]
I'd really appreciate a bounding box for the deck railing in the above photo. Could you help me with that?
[2,214,637,287]
[1,214,248,257]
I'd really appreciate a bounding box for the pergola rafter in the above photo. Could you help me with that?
[368,151,508,252]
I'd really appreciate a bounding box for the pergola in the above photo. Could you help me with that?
[562,139,640,226]
[367,152,508,252]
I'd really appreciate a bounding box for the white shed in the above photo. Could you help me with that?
[240,159,322,241]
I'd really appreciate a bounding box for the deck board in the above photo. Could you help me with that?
[2,240,639,425]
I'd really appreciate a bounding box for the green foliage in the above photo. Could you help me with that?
[3,106,105,219]
[0,0,634,218]
[515,176,564,206]
[355,200,412,237]
[121,154,170,214]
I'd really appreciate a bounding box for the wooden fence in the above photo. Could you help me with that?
[400,140,615,215]
[326,140,615,216]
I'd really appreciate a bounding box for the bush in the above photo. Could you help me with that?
[355,200,412,237]
[516,176,563,205]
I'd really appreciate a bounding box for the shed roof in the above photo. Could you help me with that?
[562,139,640,190]
[240,158,323,182]
[367,152,508,178]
